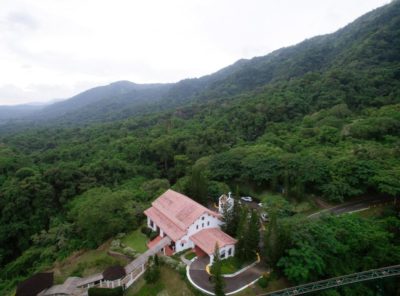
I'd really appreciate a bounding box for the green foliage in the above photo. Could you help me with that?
[140,178,170,201]
[264,212,280,267]
[277,214,400,284]
[235,207,260,262]
[68,188,138,246]
[218,256,242,274]
[212,244,225,296]
[245,210,260,261]
[258,275,269,288]
[144,256,160,283]
[222,197,240,237]
[185,167,209,205]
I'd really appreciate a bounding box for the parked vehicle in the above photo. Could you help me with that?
[258,202,263,207]
[241,196,253,202]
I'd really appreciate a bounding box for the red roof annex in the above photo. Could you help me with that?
[190,228,237,255]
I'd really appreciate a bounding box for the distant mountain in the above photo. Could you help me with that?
[0,104,45,124]
[29,81,172,123]
[1,0,399,129]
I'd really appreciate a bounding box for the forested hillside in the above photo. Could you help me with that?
[1,1,400,295]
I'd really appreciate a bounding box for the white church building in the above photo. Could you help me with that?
[144,189,237,264]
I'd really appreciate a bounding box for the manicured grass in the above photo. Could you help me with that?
[121,229,148,253]
[124,266,195,296]
[219,257,243,274]
[184,251,197,261]
[127,280,164,296]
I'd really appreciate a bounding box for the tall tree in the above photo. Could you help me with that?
[222,197,240,237]
[187,166,208,205]
[235,206,248,261]
[245,209,260,261]
[212,243,225,296]
[264,211,280,267]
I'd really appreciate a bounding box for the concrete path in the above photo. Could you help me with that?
[180,254,192,266]
[188,256,267,295]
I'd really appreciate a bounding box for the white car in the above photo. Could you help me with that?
[241,196,253,202]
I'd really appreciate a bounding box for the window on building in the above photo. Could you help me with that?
[202,216,205,220]
[202,223,204,228]
[228,248,232,256]
[221,251,226,259]
[181,243,184,247]
[196,225,199,230]
[207,221,210,226]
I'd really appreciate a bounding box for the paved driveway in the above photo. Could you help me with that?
[188,257,267,294]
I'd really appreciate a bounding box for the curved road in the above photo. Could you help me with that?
[308,195,395,218]
[188,256,267,295]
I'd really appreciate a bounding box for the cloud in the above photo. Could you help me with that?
[0,82,98,105]
[6,11,38,30]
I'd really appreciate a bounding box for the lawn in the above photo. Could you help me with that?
[124,266,195,296]
[184,251,197,261]
[121,229,148,254]
[219,257,243,274]
[126,278,164,296]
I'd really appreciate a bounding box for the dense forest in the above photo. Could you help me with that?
[1,1,400,295]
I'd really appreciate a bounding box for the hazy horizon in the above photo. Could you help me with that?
[0,0,390,106]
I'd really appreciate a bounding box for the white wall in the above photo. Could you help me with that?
[147,216,157,231]
[209,244,235,265]
[175,212,222,253]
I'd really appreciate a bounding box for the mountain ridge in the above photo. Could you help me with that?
[0,0,399,130]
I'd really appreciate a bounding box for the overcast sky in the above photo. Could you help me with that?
[0,0,390,105]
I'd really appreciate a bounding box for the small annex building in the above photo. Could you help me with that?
[144,189,237,264]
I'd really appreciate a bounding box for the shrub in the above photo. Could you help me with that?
[161,256,179,269]
[122,247,137,258]
[144,265,160,283]
[258,275,268,288]
[149,231,158,240]
[110,240,121,251]
[141,226,152,237]
[116,233,125,239]
[177,266,186,279]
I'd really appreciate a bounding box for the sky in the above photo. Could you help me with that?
[0,0,390,105]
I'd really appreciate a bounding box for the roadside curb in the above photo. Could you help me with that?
[222,254,260,278]
[187,256,264,295]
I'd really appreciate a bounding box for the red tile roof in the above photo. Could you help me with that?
[190,228,237,255]
[144,189,220,241]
